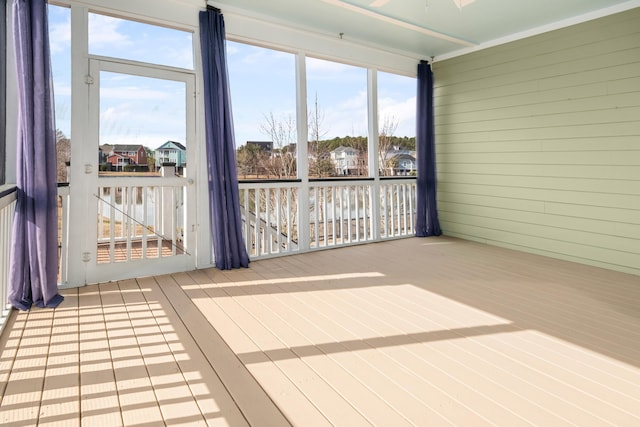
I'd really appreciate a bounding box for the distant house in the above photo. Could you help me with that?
[246,141,273,153]
[155,141,187,169]
[98,144,112,165]
[330,146,361,176]
[383,150,416,176]
[107,152,134,169]
[101,144,148,169]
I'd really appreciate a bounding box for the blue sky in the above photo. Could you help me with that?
[48,5,416,151]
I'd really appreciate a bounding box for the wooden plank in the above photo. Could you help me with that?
[277,252,540,426]
[182,269,341,426]
[136,275,250,427]
[360,285,586,425]
[154,273,291,427]
[78,284,123,427]
[98,281,164,426]
[116,279,205,426]
[193,267,399,426]
[369,281,639,425]
[0,308,53,425]
[0,310,24,401]
[242,261,469,426]
[38,289,81,427]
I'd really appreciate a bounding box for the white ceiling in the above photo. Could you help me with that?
[211,0,639,59]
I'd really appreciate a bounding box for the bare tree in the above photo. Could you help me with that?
[308,93,332,177]
[259,112,297,178]
[378,115,399,176]
[55,129,71,182]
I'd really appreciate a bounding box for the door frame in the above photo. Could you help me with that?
[83,57,198,284]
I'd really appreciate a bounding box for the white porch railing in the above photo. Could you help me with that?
[309,179,375,249]
[58,184,70,286]
[0,187,17,335]
[239,181,301,258]
[239,178,417,259]
[96,176,187,264]
[380,178,417,238]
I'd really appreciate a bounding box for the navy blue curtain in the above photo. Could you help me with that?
[199,8,249,269]
[415,60,442,237]
[9,0,63,309]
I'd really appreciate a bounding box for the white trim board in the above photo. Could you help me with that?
[436,0,640,61]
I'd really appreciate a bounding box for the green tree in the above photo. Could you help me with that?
[144,146,156,172]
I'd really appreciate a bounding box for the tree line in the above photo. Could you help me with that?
[235,134,416,180]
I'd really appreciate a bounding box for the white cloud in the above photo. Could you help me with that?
[319,100,368,138]
[100,86,171,101]
[340,89,368,110]
[238,47,291,67]
[88,14,132,48]
[306,57,361,81]
[48,16,71,54]
[379,95,417,137]
[53,84,71,97]
[100,101,186,149]
[227,43,240,56]
[240,49,269,65]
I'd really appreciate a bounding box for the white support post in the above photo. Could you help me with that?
[161,164,176,242]
[296,52,310,252]
[367,68,381,241]
[66,6,90,286]
[4,3,17,186]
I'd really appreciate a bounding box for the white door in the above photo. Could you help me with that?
[85,59,196,283]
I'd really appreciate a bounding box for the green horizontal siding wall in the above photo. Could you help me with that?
[433,8,640,276]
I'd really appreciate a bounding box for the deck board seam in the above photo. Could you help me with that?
[155,273,288,426]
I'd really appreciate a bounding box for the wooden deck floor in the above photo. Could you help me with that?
[1,236,640,426]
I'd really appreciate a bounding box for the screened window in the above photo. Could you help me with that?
[48,4,71,183]
[378,71,417,176]
[86,13,193,176]
[227,41,297,180]
[98,71,186,175]
[306,57,368,178]
[88,12,193,70]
